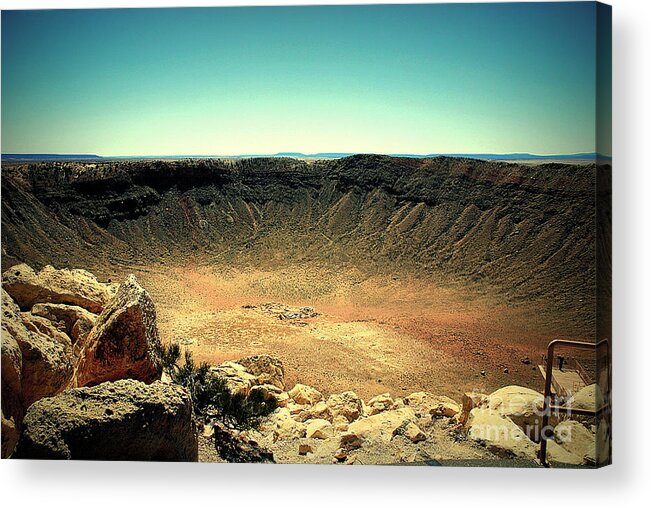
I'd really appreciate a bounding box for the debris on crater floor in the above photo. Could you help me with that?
[244,302,320,323]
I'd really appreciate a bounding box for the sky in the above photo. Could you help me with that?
[1,3,611,156]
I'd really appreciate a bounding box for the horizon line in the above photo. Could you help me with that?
[1,151,612,159]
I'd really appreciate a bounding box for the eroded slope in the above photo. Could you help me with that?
[1,155,599,335]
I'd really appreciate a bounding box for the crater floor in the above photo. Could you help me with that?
[129,261,572,400]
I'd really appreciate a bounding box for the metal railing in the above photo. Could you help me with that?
[539,339,611,467]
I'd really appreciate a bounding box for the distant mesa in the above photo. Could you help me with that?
[2,153,102,161]
[1,152,610,162]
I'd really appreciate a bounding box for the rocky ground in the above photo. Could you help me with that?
[1,263,606,466]
[193,355,603,466]
[134,263,561,401]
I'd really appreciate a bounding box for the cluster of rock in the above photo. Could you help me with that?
[195,354,464,464]
[461,384,600,465]
[1,263,196,460]
[245,303,319,326]
[208,356,600,466]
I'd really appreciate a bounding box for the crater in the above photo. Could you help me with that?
[0,155,604,398]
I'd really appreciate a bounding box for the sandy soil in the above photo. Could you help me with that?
[128,261,574,401]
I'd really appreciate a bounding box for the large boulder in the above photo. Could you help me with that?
[18,331,75,408]
[1,319,23,458]
[2,289,74,457]
[31,303,96,345]
[14,379,198,461]
[1,300,23,400]
[237,354,285,390]
[2,290,26,398]
[554,420,596,464]
[76,275,162,386]
[564,384,601,412]
[2,263,116,313]
[1,334,22,408]
[326,391,364,423]
[3,291,74,408]
[466,408,538,460]
[486,386,546,439]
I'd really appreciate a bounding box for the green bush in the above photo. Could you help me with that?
[158,343,276,429]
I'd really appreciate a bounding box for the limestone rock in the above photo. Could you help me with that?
[554,420,596,464]
[14,379,197,461]
[392,398,406,409]
[564,384,601,412]
[338,432,363,452]
[298,443,313,455]
[210,361,256,397]
[12,320,74,408]
[1,409,20,459]
[326,391,363,423]
[1,333,23,450]
[249,383,285,405]
[2,263,116,313]
[289,383,323,405]
[21,313,72,348]
[546,439,582,465]
[466,408,537,460]
[71,318,95,347]
[295,400,331,422]
[458,391,488,425]
[248,383,289,409]
[237,354,285,390]
[31,302,96,344]
[332,415,350,432]
[275,391,290,407]
[347,407,417,443]
[404,392,461,418]
[260,408,307,440]
[394,420,427,443]
[306,418,335,439]
[366,393,394,415]
[287,401,307,416]
[1,296,23,397]
[486,385,546,439]
[76,275,162,386]
[2,290,73,456]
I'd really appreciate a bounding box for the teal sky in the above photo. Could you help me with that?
[1,3,610,156]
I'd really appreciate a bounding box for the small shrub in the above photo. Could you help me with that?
[156,344,276,429]
[159,342,181,374]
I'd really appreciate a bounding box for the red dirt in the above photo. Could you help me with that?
[134,262,566,401]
